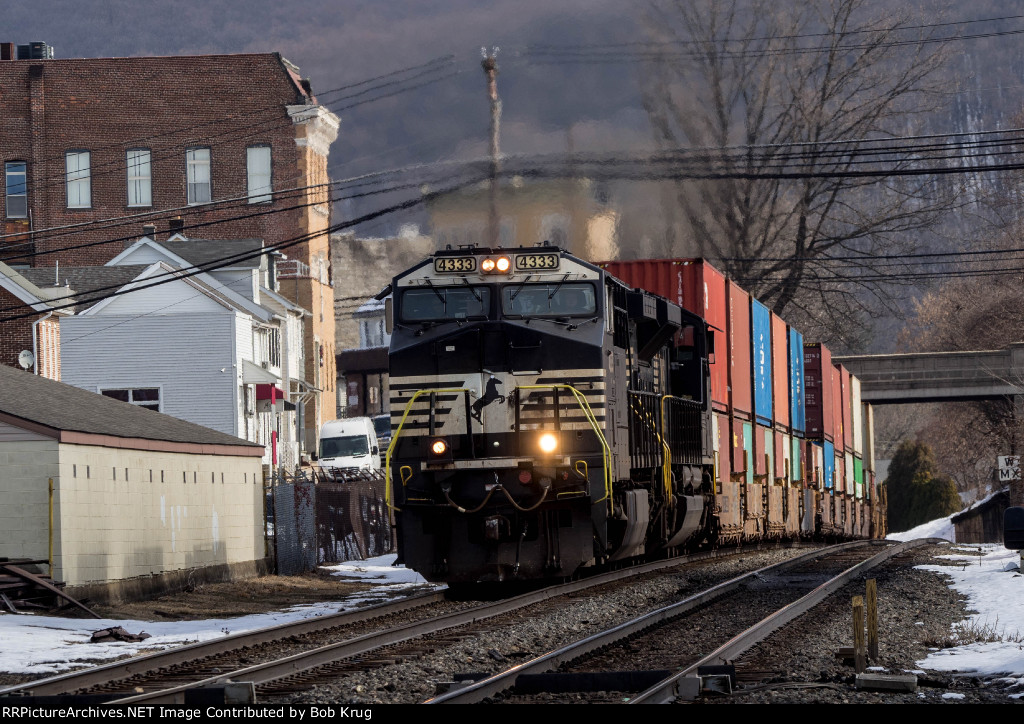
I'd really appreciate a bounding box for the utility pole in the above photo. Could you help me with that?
[482,47,502,247]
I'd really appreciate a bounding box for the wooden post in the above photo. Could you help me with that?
[866,579,879,660]
[853,595,866,673]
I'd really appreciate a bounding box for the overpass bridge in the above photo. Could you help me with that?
[835,343,1024,405]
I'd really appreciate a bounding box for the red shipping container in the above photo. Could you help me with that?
[598,259,728,412]
[839,365,853,453]
[727,280,752,419]
[831,364,843,448]
[804,343,834,441]
[770,312,789,431]
[774,429,786,479]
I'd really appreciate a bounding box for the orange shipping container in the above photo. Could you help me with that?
[831,363,843,446]
[728,280,752,418]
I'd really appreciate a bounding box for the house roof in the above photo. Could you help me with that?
[107,242,274,322]
[0,365,263,456]
[354,297,385,316]
[0,261,71,313]
[951,488,1011,523]
[20,266,150,313]
[159,239,266,270]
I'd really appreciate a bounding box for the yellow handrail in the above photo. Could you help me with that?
[659,396,677,499]
[517,384,614,514]
[384,387,471,516]
[629,395,671,499]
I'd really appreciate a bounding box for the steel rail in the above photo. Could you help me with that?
[628,537,941,703]
[100,543,793,705]
[0,589,448,698]
[425,540,873,704]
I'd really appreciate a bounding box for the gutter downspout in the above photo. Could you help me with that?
[48,477,54,577]
[32,311,53,375]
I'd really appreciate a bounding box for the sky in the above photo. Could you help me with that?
[1,534,1021,697]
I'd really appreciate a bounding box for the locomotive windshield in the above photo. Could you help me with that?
[502,282,597,317]
[400,286,490,322]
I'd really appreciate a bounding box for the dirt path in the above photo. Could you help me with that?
[87,572,374,621]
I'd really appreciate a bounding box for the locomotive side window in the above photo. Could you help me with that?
[502,282,596,317]
[400,286,490,321]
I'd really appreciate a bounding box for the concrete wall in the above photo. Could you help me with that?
[52,443,264,587]
[0,423,58,561]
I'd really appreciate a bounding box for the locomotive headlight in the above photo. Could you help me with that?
[495,256,511,272]
[538,433,558,454]
[430,438,448,456]
[481,258,496,272]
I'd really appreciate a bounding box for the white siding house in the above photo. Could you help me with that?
[52,237,311,467]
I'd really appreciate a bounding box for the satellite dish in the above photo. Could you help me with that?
[17,350,34,370]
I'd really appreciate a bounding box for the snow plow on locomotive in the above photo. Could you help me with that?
[380,246,881,585]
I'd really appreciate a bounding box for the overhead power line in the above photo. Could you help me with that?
[10,124,1024,247]
[0,172,489,322]
[526,13,1024,50]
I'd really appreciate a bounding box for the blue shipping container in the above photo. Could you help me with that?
[823,440,835,490]
[788,327,805,435]
[751,299,772,426]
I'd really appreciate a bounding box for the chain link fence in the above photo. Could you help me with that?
[264,467,394,575]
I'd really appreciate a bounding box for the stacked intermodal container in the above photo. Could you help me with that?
[598,257,877,542]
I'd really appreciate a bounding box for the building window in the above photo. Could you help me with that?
[101,387,161,411]
[65,151,91,208]
[187,147,211,204]
[247,146,272,203]
[5,162,27,218]
[127,149,152,207]
[270,328,281,367]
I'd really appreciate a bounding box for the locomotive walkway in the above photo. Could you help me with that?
[835,343,1024,405]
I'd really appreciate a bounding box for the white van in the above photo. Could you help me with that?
[317,417,381,471]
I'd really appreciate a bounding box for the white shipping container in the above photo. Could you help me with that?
[851,377,863,455]
[863,403,875,473]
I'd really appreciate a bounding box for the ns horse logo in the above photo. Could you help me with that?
[471,375,505,423]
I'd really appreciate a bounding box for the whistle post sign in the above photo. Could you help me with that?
[998,456,1021,482]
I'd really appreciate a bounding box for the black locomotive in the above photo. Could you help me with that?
[382,245,716,583]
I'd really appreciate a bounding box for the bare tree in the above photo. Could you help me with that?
[640,0,959,345]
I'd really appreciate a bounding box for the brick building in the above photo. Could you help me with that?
[0,260,64,379]
[0,46,339,446]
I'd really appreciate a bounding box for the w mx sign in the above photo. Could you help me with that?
[998,456,1021,481]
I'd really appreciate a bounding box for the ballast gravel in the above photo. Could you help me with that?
[275,543,1019,705]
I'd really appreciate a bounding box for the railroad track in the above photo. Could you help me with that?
[426,539,938,704]
[0,543,798,704]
